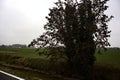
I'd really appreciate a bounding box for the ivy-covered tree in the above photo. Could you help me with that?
[29,0,113,79]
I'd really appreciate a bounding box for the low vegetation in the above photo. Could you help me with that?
[95,48,120,69]
[0,48,120,80]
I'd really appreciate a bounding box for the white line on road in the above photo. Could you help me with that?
[0,70,24,80]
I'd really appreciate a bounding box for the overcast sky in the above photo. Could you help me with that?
[0,0,120,47]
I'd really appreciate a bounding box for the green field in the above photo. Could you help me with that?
[95,48,120,69]
[0,48,44,58]
[0,48,120,80]
[0,48,120,69]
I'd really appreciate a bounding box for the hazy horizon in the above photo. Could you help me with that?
[0,0,120,47]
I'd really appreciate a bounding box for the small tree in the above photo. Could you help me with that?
[29,0,113,79]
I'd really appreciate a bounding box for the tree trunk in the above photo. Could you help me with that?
[73,40,96,80]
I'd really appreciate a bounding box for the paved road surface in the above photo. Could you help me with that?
[0,70,24,80]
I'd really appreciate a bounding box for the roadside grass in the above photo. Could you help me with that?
[0,48,120,80]
[0,48,65,75]
[0,65,74,80]
[0,48,120,69]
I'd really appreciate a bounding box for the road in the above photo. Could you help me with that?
[0,70,24,80]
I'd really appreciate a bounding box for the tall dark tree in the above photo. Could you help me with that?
[29,0,113,79]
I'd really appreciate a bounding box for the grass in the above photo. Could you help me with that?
[0,48,65,75]
[0,48,120,69]
[0,48,120,80]
[95,49,120,69]
[0,64,75,80]
[0,48,46,59]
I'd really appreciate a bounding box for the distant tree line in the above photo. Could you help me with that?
[0,44,27,48]
[108,47,120,50]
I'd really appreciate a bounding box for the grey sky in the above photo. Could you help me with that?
[106,0,120,47]
[0,0,120,47]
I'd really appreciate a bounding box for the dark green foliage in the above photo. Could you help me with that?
[29,0,113,79]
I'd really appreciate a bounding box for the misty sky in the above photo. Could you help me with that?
[0,0,120,47]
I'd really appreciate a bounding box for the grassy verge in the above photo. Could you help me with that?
[0,64,77,80]
[0,48,120,80]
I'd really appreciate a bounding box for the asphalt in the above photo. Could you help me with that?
[0,70,24,80]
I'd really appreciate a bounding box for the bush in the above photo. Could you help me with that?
[0,53,66,75]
